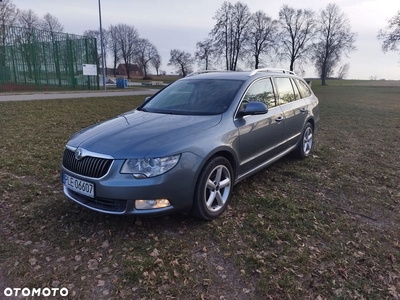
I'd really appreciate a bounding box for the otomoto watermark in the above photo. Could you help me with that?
[3,287,69,297]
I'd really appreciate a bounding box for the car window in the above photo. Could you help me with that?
[242,78,276,108]
[153,83,194,108]
[141,79,244,115]
[295,79,312,98]
[291,79,301,100]
[274,77,297,105]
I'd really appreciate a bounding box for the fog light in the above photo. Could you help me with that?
[135,199,171,210]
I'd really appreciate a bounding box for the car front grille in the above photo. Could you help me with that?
[63,148,113,178]
[69,191,127,213]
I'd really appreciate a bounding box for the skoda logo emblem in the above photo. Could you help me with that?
[75,148,83,160]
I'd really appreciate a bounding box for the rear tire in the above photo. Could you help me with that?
[191,157,233,221]
[293,122,314,159]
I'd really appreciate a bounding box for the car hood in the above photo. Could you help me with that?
[67,110,222,158]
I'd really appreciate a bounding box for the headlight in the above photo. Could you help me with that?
[121,155,180,178]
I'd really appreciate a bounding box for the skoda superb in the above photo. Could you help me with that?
[62,69,319,220]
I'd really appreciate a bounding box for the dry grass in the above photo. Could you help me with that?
[0,81,399,299]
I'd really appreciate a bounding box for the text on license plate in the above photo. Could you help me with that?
[63,173,94,198]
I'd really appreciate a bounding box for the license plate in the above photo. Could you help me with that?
[63,173,94,198]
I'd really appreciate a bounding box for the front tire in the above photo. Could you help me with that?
[293,122,314,159]
[191,157,233,221]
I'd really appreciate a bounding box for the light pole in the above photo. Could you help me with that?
[98,0,106,90]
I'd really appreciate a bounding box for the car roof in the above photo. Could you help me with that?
[184,69,299,81]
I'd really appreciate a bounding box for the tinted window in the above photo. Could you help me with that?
[274,77,296,105]
[243,78,276,108]
[295,79,312,98]
[142,79,244,115]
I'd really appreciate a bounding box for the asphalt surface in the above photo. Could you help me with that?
[0,89,157,102]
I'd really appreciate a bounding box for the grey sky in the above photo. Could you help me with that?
[12,0,400,79]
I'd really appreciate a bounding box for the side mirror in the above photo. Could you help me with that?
[144,96,151,103]
[237,101,268,118]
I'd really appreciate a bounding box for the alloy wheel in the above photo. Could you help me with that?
[204,165,232,212]
[303,126,313,156]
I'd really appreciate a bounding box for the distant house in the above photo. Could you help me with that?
[99,67,115,76]
[116,64,143,77]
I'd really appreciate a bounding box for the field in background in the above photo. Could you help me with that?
[311,78,400,87]
[0,81,399,299]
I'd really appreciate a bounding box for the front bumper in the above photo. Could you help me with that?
[62,152,203,216]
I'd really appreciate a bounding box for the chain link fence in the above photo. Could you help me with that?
[0,25,99,92]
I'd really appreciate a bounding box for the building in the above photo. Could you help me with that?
[115,64,143,77]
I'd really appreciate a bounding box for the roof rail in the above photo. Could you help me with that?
[249,68,296,76]
[186,70,233,77]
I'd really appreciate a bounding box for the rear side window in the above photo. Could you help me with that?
[243,78,276,108]
[274,77,296,105]
[295,79,312,98]
[291,79,301,100]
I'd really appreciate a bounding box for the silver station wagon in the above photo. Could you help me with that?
[62,69,319,220]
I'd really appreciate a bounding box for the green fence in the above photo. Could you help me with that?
[0,25,99,92]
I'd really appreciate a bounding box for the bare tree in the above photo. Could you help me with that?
[15,9,41,79]
[245,11,279,69]
[313,4,356,85]
[114,23,139,79]
[108,24,120,77]
[195,38,214,70]
[37,13,64,83]
[151,53,162,76]
[168,49,194,77]
[279,5,316,71]
[40,13,64,33]
[0,0,19,28]
[17,9,40,30]
[378,10,400,54]
[337,63,350,79]
[210,1,251,70]
[0,0,19,66]
[134,38,159,78]
[83,28,109,73]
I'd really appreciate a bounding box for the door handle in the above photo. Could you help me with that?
[275,117,283,123]
[300,108,306,113]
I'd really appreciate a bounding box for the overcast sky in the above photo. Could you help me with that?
[12,0,400,79]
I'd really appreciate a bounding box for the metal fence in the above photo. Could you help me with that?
[0,25,99,92]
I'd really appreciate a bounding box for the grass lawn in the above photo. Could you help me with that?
[0,81,399,299]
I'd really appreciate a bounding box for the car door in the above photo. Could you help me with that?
[274,77,308,149]
[234,78,284,176]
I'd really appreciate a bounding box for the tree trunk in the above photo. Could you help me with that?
[181,63,186,77]
[289,59,294,71]
[113,53,117,77]
[125,61,131,79]
[255,54,259,69]
[321,62,327,86]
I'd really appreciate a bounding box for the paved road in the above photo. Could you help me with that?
[0,89,157,102]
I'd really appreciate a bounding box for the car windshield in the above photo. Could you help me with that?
[140,79,244,115]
